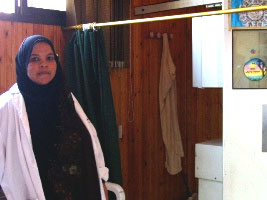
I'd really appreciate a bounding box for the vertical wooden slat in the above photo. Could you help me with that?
[54,26,66,66]
[141,32,151,200]
[16,22,24,52]
[0,22,7,93]
[10,22,17,87]
[43,24,55,44]
[0,21,12,93]
[33,23,44,35]
[54,26,61,54]
[129,22,144,200]
[22,23,33,39]
[185,6,198,193]
[120,67,129,197]
[4,22,13,90]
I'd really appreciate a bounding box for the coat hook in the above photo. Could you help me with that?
[149,32,154,38]
[149,32,173,40]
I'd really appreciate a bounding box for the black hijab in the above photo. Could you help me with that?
[16,35,101,200]
[16,35,63,103]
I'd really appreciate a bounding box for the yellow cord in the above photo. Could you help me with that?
[63,5,267,30]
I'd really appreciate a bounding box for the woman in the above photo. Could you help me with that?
[0,35,108,200]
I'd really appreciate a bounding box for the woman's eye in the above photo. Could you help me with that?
[47,55,55,61]
[29,57,39,62]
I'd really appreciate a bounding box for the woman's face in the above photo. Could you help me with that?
[27,42,57,85]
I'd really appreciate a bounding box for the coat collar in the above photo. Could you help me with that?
[9,83,20,94]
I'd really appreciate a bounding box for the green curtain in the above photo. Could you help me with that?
[65,29,123,199]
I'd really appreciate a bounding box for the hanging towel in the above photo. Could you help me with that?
[159,33,184,175]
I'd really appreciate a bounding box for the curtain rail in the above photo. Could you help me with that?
[63,5,267,30]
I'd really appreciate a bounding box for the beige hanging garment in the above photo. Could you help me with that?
[159,33,184,175]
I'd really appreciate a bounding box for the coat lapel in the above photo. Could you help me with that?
[10,84,32,146]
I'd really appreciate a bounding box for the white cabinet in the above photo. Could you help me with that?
[195,139,223,200]
[192,15,224,88]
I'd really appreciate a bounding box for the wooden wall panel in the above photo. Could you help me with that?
[0,21,66,94]
[108,2,223,200]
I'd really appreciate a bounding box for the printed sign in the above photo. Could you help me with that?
[244,58,266,81]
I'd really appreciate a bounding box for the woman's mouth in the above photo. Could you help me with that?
[37,71,50,76]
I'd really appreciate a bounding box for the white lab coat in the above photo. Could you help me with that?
[159,34,184,175]
[0,84,109,200]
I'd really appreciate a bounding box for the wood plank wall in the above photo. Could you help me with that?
[0,21,65,94]
[110,1,223,200]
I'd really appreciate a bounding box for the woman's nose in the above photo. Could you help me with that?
[40,60,48,68]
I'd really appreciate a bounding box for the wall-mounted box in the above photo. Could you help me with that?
[192,15,224,88]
